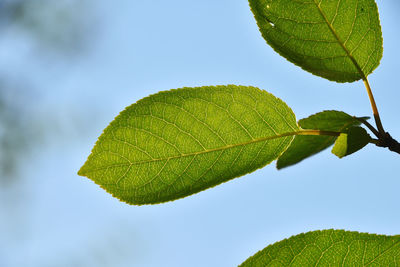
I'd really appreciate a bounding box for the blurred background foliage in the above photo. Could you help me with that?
[0,0,91,53]
[0,81,32,183]
[0,1,116,266]
[0,0,92,183]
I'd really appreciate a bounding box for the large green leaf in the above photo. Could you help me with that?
[277,110,363,169]
[332,126,371,158]
[249,0,383,82]
[240,229,400,266]
[78,85,299,205]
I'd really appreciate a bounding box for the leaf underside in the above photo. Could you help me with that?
[249,0,383,82]
[240,229,400,266]
[277,110,363,169]
[78,85,299,205]
[332,126,371,158]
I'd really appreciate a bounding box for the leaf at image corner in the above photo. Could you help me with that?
[240,229,400,266]
[249,0,383,82]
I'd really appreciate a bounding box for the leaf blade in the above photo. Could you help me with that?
[78,85,299,205]
[248,0,383,82]
[277,135,336,169]
[240,229,400,266]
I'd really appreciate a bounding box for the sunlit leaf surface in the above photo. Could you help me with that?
[241,229,400,266]
[79,85,299,204]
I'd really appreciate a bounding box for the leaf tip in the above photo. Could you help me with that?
[275,159,288,170]
[77,157,92,177]
[77,164,86,177]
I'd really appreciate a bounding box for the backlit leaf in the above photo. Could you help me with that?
[249,0,383,82]
[277,110,363,169]
[332,126,371,158]
[240,229,400,266]
[78,85,299,205]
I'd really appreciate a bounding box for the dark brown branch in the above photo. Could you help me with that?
[374,132,400,155]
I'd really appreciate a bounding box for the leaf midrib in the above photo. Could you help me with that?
[312,0,366,79]
[80,130,339,174]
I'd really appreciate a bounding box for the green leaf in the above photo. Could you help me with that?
[277,110,363,169]
[240,229,400,266]
[78,85,299,205]
[298,111,366,132]
[248,0,383,82]
[277,135,336,169]
[332,126,371,158]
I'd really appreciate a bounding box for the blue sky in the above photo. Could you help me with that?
[1,1,400,266]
